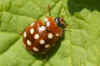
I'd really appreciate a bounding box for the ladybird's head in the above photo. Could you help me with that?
[55,17,66,29]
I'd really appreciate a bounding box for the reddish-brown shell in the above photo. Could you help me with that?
[23,17,63,54]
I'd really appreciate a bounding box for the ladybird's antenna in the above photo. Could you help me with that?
[46,4,51,17]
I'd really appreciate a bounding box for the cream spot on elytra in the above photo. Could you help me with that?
[45,44,50,48]
[30,28,34,34]
[27,40,31,46]
[38,26,46,32]
[24,32,27,38]
[48,33,53,39]
[56,33,60,37]
[46,21,50,27]
[33,47,39,52]
[40,40,45,45]
[45,18,50,27]
[34,34,39,39]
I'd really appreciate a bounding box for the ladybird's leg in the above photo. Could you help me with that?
[18,29,26,36]
[46,4,51,17]
[19,31,24,36]
[37,4,51,19]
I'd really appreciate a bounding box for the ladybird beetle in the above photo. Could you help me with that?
[23,16,66,54]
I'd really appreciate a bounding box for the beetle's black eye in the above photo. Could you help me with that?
[55,17,63,27]
[55,17,66,29]
[55,17,60,24]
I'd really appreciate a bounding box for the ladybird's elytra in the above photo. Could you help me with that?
[23,17,66,54]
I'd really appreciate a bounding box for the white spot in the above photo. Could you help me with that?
[34,34,39,39]
[24,32,27,37]
[45,18,50,27]
[40,40,45,45]
[30,28,34,34]
[38,26,46,32]
[30,22,35,26]
[33,47,39,52]
[45,44,50,48]
[56,33,60,36]
[46,22,50,27]
[55,19,58,22]
[55,18,59,23]
[48,33,53,39]
[45,18,48,22]
[27,40,31,46]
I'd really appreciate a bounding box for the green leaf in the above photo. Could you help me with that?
[0,0,100,66]
[67,9,100,66]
